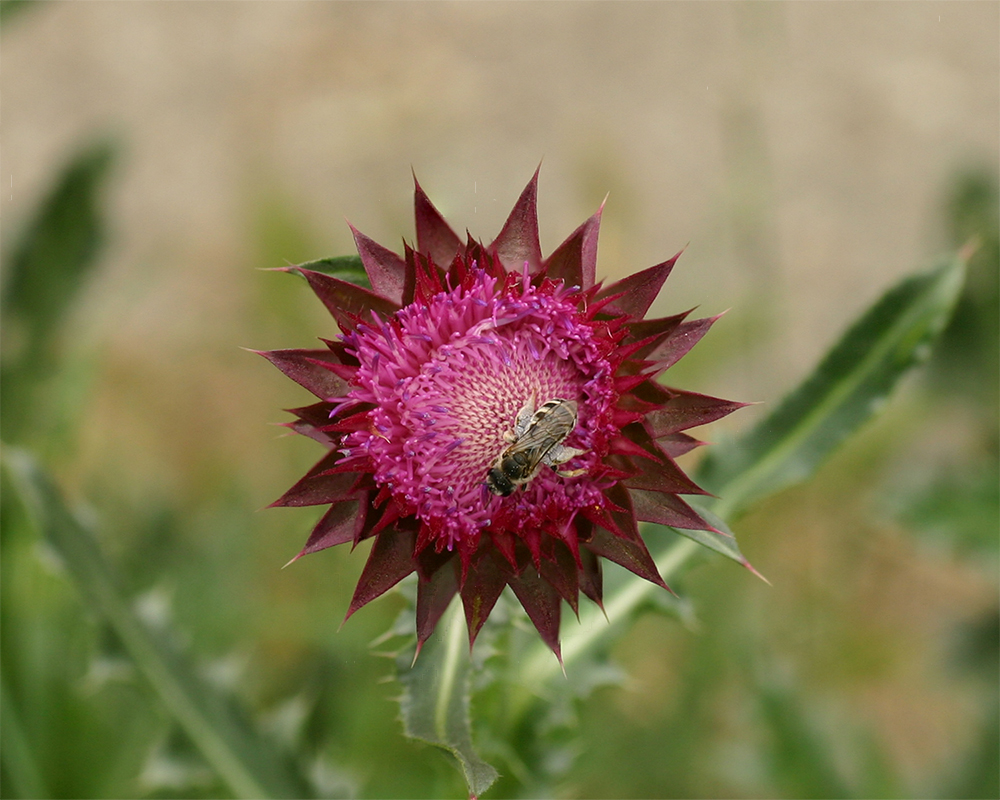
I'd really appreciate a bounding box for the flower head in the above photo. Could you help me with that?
[262,170,744,659]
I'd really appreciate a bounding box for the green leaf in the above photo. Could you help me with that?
[948,705,1000,800]
[1,142,116,442]
[756,680,853,799]
[398,599,499,799]
[897,458,1000,556]
[932,170,999,411]
[0,669,48,800]
[298,255,371,289]
[697,253,967,519]
[0,0,35,27]
[2,141,115,357]
[1,447,313,800]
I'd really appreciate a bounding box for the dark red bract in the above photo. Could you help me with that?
[261,170,744,660]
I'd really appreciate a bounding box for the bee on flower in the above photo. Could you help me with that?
[259,170,744,660]
[485,395,585,497]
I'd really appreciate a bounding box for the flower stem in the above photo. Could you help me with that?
[435,598,468,736]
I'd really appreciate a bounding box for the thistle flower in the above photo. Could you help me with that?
[261,171,744,660]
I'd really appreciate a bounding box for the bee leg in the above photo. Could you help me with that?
[512,391,537,438]
[556,467,588,478]
[544,444,587,467]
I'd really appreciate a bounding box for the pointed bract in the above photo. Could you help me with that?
[543,205,602,290]
[630,488,713,532]
[645,313,724,372]
[350,224,409,305]
[413,174,464,266]
[256,348,352,400]
[624,455,708,496]
[644,391,748,438]
[537,541,581,616]
[577,546,604,609]
[490,167,543,272]
[585,525,669,592]
[295,268,400,330]
[507,566,564,660]
[270,451,359,507]
[597,252,681,319]
[416,558,460,648]
[345,528,418,621]
[650,431,705,458]
[297,498,365,557]
[625,310,692,348]
[460,554,507,648]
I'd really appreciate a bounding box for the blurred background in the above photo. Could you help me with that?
[2,2,997,798]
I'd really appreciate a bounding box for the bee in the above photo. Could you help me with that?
[485,395,587,497]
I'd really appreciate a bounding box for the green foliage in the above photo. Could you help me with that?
[2,141,114,359]
[3,449,313,800]
[1,141,115,443]
[297,255,371,289]
[397,602,499,798]
[0,669,47,799]
[755,681,853,799]
[0,0,35,26]
[930,170,1000,413]
[898,459,1000,556]
[392,248,970,796]
[900,170,1000,560]
[2,144,992,799]
[943,607,1000,799]
[697,254,966,519]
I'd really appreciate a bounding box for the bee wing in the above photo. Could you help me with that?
[511,443,552,478]
[513,425,564,453]
[509,427,565,477]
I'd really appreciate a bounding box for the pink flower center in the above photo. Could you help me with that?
[344,268,615,549]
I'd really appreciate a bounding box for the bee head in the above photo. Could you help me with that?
[485,467,516,497]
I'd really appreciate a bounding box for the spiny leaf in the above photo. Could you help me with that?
[697,253,968,519]
[2,447,312,800]
[398,599,499,798]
